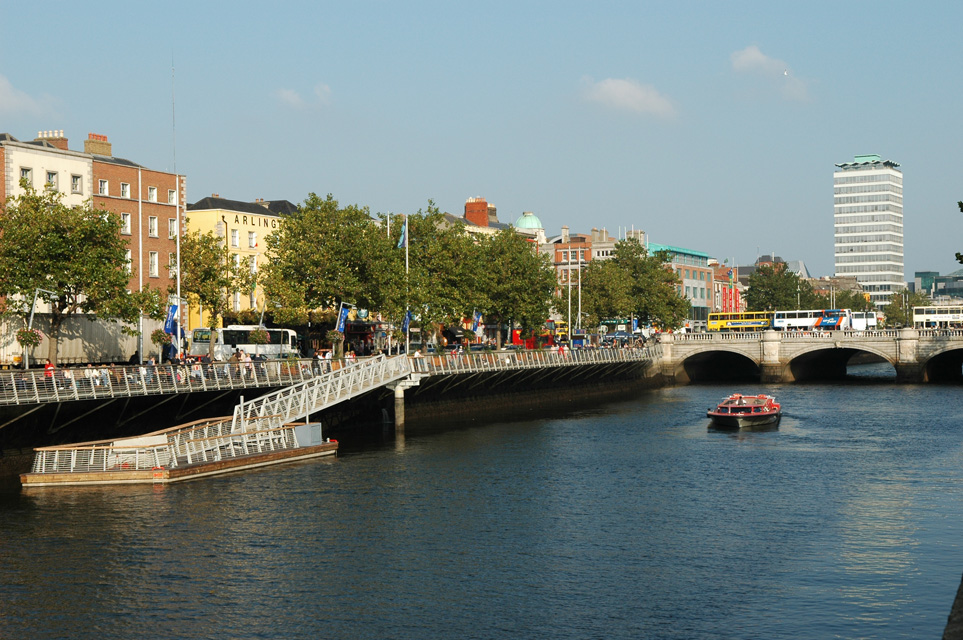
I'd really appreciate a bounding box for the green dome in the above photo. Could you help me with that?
[514,211,543,230]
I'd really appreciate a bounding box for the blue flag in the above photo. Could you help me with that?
[164,304,178,334]
[397,220,407,249]
[402,310,412,333]
[471,311,481,332]
[336,306,350,333]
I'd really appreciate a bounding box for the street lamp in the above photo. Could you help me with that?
[25,288,59,369]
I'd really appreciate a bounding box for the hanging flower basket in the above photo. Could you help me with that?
[249,327,271,345]
[150,328,173,346]
[326,329,343,344]
[15,328,43,348]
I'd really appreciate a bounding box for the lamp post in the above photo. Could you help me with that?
[25,288,59,369]
[566,244,572,341]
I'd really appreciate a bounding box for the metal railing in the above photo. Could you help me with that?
[29,414,308,474]
[234,354,414,430]
[408,344,661,376]
[0,358,327,406]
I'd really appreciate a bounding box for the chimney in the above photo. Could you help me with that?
[84,133,112,156]
[36,129,69,151]
[561,225,570,244]
[464,196,490,227]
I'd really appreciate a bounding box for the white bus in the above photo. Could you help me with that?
[772,309,853,331]
[850,311,879,331]
[912,306,963,329]
[188,325,300,360]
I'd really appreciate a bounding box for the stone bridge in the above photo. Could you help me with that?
[658,329,963,384]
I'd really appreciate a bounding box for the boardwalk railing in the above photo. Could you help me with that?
[0,358,325,406]
[408,344,661,376]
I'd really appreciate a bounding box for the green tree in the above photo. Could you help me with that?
[580,238,689,331]
[881,290,929,328]
[477,228,558,348]
[0,183,162,365]
[745,263,800,311]
[177,227,250,359]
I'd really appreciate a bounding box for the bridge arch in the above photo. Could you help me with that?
[783,344,896,382]
[674,346,761,384]
[919,345,963,383]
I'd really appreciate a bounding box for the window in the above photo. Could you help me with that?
[233,253,242,269]
[148,186,157,202]
[168,189,177,205]
[121,212,131,235]
[149,252,159,277]
[232,291,241,312]
[71,174,83,194]
[45,171,58,190]
[148,216,158,237]
[231,229,239,248]
[169,253,176,268]
[248,231,257,248]
[120,182,130,198]
[20,167,32,185]
[168,218,177,239]
[99,179,108,195]
[249,292,257,308]
[124,250,132,274]
[249,255,257,274]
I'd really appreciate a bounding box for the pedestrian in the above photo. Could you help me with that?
[43,359,55,390]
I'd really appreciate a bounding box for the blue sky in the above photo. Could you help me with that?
[2,1,961,278]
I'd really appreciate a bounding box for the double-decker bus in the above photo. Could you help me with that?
[707,311,773,332]
[772,309,853,331]
[851,311,879,331]
[188,325,300,360]
[912,305,963,329]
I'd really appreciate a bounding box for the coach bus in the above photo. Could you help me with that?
[707,311,773,332]
[851,311,879,331]
[188,325,300,360]
[912,305,963,329]
[772,309,853,331]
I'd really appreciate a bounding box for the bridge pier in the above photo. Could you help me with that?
[394,385,405,433]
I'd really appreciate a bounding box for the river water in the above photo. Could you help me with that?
[1,364,961,639]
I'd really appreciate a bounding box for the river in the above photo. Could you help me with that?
[1,364,961,639]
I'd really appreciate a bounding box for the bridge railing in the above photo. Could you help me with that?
[671,330,904,342]
[0,359,325,406]
[408,344,660,376]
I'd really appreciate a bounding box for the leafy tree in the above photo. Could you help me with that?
[176,227,250,359]
[745,263,800,311]
[476,228,558,348]
[0,182,162,365]
[580,237,689,331]
[881,290,929,328]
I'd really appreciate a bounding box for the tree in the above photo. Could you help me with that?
[0,183,162,365]
[176,227,250,359]
[745,263,800,311]
[477,229,558,348]
[881,290,929,328]
[580,238,689,331]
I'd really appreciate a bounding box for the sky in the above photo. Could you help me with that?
[1,1,961,279]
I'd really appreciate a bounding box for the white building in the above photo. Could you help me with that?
[833,154,904,306]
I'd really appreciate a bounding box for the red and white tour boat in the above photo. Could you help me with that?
[706,393,781,429]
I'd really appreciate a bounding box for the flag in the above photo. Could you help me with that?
[402,310,412,333]
[336,306,350,333]
[164,304,178,334]
[471,311,481,332]
[397,219,408,249]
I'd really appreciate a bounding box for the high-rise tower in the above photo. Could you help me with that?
[833,154,904,306]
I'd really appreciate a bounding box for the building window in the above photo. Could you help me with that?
[148,216,158,237]
[148,186,157,202]
[121,212,131,235]
[249,255,257,274]
[20,167,32,185]
[249,292,257,308]
[99,179,108,195]
[168,189,177,205]
[124,250,132,274]
[232,291,240,312]
[168,218,177,239]
[149,252,159,277]
[233,253,242,270]
[248,231,257,248]
[45,171,58,190]
[169,253,176,268]
[231,229,239,248]
[71,174,83,194]
[120,182,130,198]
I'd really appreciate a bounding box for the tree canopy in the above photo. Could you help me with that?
[580,237,689,331]
[745,263,802,311]
[0,183,162,364]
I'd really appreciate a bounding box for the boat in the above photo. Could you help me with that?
[706,393,781,429]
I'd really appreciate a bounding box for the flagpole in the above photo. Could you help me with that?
[405,216,410,354]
